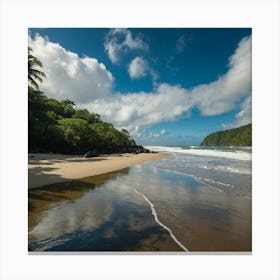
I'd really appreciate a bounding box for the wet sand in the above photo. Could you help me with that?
[28,153,167,189]
[28,163,251,252]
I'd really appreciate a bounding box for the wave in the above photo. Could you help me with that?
[134,189,189,252]
[198,164,252,175]
[197,177,235,189]
[145,146,251,161]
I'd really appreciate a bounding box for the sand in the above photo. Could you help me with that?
[28,152,167,189]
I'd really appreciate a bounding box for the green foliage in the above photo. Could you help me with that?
[46,99,65,116]
[28,47,138,155]
[61,99,75,109]
[58,118,98,153]
[28,47,46,90]
[72,109,101,124]
[201,124,252,146]
[28,92,137,154]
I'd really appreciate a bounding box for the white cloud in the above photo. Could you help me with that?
[176,35,186,53]
[136,129,167,140]
[128,56,159,83]
[234,96,252,126]
[130,126,145,137]
[29,34,114,103]
[128,56,149,79]
[89,35,251,132]
[29,34,251,137]
[191,35,252,116]
[84,83,192,132]
[150,132,160,138]
[104,28,148,64]
[222,96,252,129]
[161,129,167,135]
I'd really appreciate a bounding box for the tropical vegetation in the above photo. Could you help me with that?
[28,47,146,155]
[200,123,252,146]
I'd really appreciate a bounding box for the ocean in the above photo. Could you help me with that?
[146,146,252,197]
[28,146,252,252]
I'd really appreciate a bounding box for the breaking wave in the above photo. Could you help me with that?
[145,146,251,161]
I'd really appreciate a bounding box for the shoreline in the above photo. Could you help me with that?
[28,152,168,189]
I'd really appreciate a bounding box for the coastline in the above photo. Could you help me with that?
[28,152,168,189]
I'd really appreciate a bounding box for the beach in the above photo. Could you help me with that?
[25,28,253,254]
[28,152,167,189]
[28,146,251,252]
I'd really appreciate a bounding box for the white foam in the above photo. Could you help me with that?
[198,164,251,175]
[146,146,251,161]
[134,189,189,252]
[224,166,252,175]
[199,177,235,188]
[155,167,225,193]
[205,185,224,193]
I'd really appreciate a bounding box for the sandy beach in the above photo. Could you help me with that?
[28,152,167,189]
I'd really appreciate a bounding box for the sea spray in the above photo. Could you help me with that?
[134,189,189,252]
[145,146,252,161]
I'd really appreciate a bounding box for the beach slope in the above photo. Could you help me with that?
[28,153,167,189]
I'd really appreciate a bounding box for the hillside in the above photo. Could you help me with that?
[28,47,149,156]
[200,124,252,146]
[28,88,149,155]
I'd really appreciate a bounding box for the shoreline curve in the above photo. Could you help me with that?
[28,152,168,189]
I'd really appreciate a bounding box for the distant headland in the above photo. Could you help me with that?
[200,123,252,146]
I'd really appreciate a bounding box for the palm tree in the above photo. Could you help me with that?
[28,47,46,90]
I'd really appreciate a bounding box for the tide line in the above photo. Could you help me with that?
[134,189,189,252]
[155,167,224,193]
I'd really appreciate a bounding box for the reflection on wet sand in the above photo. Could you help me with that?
[28,168,181,251]
[28,161,251,252]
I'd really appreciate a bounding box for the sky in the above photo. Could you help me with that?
[28,28,252,146]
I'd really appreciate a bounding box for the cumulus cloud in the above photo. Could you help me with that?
[84,83,192,132]
[29,34,251,136]
[130,126,146,137]
[104,28,148,64]
[222,96,252,129]
[29,34,114,103]
[234,96,252,126]
[88,35,251,132]
[191,35,252,116]
[128,56,149,79]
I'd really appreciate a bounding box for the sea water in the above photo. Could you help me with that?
[146,146,252,198]
[28,146,252,252]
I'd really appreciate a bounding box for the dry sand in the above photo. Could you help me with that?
[28,153,167,189]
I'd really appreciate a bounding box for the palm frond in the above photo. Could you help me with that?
[28,75,39,89]
[28,46,46,90]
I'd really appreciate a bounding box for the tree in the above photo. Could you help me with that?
[61,99,76,117]
[27,48,139,154]
[61,99,75,109]
[58,118,98,153]
[28,47,46,90]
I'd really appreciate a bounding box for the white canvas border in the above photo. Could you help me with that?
[0,0,279,279]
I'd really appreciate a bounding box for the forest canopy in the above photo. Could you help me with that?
[28,47,145,155]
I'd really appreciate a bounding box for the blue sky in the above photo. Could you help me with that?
[29,28,252,146]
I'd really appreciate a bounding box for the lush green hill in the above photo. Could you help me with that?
[28,88,144,155]
[28,47,149,156]
[200,124,252,146]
